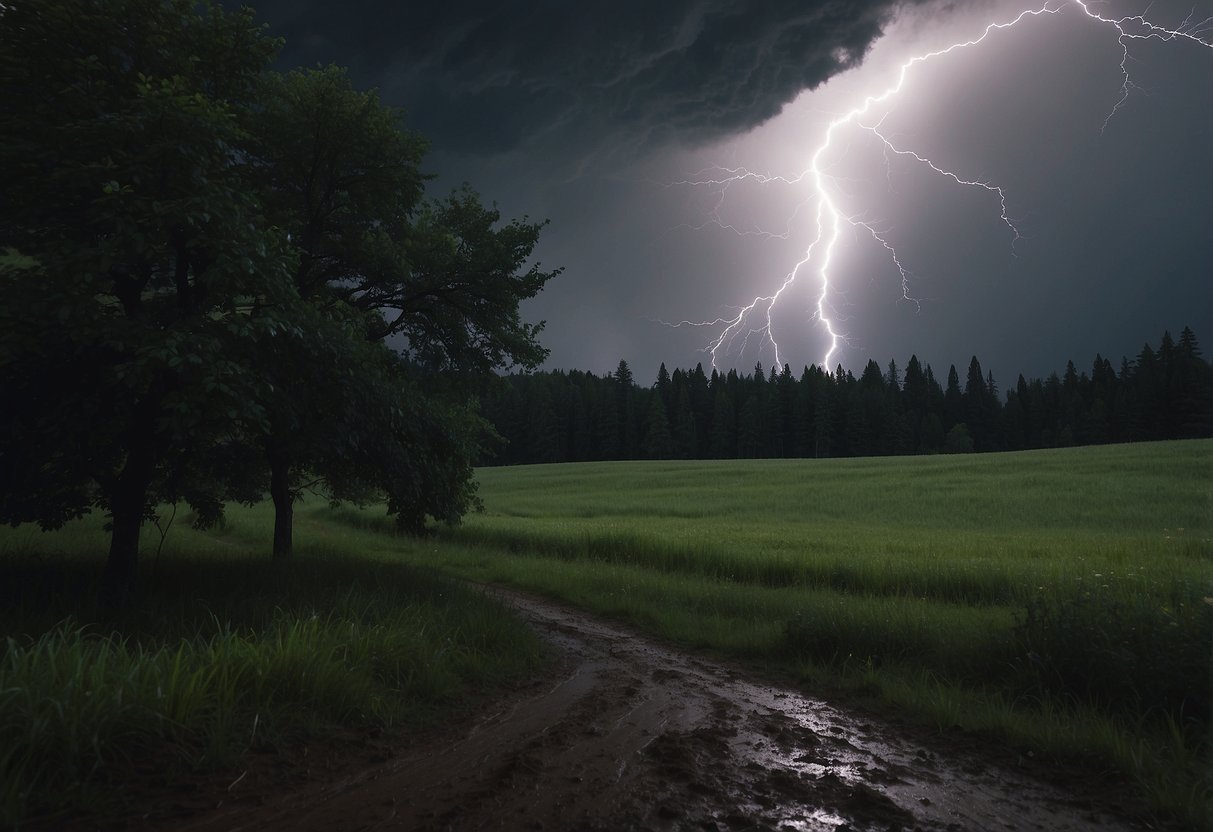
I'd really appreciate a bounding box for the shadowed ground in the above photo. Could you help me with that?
[167,587,1149,832]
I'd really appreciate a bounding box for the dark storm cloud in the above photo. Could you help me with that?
[243,0,911,156]
[231,0,1213,381]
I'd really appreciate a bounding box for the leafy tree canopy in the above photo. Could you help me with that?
[0,0,558,590]
[242,64,558,556]
[0,0,297,593]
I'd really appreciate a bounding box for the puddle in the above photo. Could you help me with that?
[171,587,1154,831]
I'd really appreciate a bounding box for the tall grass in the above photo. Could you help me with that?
[386,439,1212,830]
[3,441,1207,828]
[0,524,544,829]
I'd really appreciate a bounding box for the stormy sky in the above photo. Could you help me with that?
[242,0,1213,385]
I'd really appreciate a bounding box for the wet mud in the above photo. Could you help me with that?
[169,588,1149,831]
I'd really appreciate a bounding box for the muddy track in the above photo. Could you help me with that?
[174,587,1149,832]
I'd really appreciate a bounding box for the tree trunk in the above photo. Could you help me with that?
[101,371,177,605]
[103,427,157,606]
[268,444,293,560]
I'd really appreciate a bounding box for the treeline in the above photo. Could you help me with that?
[482,327,1213,464]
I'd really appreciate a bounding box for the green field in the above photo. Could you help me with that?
[2,439,1210,829]
[393,439,1212,828]
[0,518,545,828]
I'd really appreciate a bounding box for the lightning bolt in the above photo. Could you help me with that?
[664,1,1213,371]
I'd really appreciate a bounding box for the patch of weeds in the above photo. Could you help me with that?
[1011,576,1212,732]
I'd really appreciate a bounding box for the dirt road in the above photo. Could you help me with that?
[175,588,1149,831]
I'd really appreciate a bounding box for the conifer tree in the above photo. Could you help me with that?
[944,365,963,431]
[710,385,736,458]
[643,391,674,459]
[737,396,764,458]
[673,386,697,459]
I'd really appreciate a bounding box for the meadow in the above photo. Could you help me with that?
[390,439,1211,829]
[0,516,545,828]
[1,439,1210,829]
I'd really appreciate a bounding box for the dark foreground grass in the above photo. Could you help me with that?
[0,527,545,829]
[360,439,1211,831]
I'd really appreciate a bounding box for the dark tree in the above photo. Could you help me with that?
[0,1,561,595]
[812,368,837,458]
[687,363,712,458]
[737,396,764,458]
[902,355,929,451]
[672,384,697,460]
[614,360,640,458]
[247,66,557,555]
[944,365,964,432]
[1173,327,1213,437]
[595,382,621,459]
[944,423,975,454]
[643,391,674,459]
[0,0,295,597]
[524,383,563,464]
[655,363,672,414]
[709,384,737,459]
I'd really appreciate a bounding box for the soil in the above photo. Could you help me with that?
[132,587,1155,831]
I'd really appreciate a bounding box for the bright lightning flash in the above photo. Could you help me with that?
[664,1,1213,371]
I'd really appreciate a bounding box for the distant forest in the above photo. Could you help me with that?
[480,327,1213,465]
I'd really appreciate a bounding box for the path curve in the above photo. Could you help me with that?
[176,587,1149,831]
